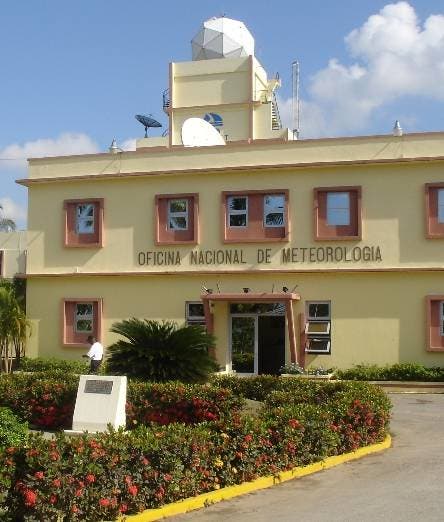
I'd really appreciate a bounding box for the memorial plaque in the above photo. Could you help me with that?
[84,380,113,395]
[66,375,127,434]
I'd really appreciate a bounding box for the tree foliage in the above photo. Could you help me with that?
[106,319,218,382]
[0,204,16,232]
[0,283,29,373]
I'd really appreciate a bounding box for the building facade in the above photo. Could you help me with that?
[0,232,26,280]
[19,18,444,372]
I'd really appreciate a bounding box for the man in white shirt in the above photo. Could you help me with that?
[83,335,104,374]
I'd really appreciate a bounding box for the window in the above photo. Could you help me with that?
[223,190,289,242]
[425,184,444,238]
[305,301,331,354]
[426,296,444,352]
[74,303,94,333]
[185,302,206,327]
[439,190,444,223]
[76,204,95,234]
[314,187,361,240]
[168,199,188,230]
[64,199,104,247]
[155,194,199,244]
[327,192,350,226]
[228,196,248,227]
[264,194,285,227]
[62,298,102,346]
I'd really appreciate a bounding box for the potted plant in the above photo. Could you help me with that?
[279,362,305,377]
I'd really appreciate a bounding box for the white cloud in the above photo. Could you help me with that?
[0,197,26,224]
[279,2,444,138]
[121,138,137,151]
[0,133,100,171]
[0,133,100,230]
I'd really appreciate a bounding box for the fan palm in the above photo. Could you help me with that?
[106,319,218,382]
[0,204,16,232]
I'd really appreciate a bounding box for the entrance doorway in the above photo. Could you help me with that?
[230,303,285,375]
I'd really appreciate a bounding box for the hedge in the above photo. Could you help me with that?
[0,375,244,430]
[336,363,444,381]
[0,377,391,520]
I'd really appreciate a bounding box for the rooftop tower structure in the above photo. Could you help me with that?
[138,16,290,149]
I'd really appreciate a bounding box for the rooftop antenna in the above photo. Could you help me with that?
[135,114,162,138]
[292,61,301,140]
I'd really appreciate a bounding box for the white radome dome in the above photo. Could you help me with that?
[191,17,255,61]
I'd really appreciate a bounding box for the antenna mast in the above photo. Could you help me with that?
[292,61,300,139]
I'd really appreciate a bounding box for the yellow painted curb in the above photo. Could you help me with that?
[125,434,391,521]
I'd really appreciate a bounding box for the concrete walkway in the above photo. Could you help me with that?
[171,394,444,522]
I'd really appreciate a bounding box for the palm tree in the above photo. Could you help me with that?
[0,204,16,232]
[106,319,218,382]
[0,283,30,373]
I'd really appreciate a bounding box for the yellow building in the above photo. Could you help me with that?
[19,17,444,372]
[0,232,26,280]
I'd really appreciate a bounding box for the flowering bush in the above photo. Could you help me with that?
[126,381,244,427]
[0,375,244,430]
[0,377,391,520]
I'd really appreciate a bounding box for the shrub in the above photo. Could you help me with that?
[336,363,444,382]
[126,382,244,427]
[0,408,27,448]
[0,373,78,429]
[18,357,89,374]
[106,319,219,382]
[0,377,391,520]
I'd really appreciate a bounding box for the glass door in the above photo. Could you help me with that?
[230,316,257,374]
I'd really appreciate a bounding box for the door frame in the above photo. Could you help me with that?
[229,307,285,376]
[229,314,258,375]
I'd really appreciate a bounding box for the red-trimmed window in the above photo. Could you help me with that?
[64,199,104,247]
[426,296,444,352]
[62,298,102,347]
[425,183,444,238]
[222,190,289,243]
[314,187,361,240]
[155,194,199,245]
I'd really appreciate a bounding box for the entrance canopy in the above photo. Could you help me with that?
[201,292,300,365]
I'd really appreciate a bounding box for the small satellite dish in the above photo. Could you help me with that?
[181,118,226,147]
[135,114,162,137]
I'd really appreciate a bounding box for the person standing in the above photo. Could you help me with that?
[83,335,104,374]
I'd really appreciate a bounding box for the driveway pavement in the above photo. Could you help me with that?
[171,394,444,522]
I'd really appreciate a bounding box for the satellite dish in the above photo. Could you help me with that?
[135,114,162,137]
[181,118,226,147]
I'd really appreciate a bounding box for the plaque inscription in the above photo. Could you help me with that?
[84,380,113,395]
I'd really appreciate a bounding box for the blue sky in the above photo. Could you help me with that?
[1,0,444,228]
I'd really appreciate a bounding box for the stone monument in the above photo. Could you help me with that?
[67,375,127,433]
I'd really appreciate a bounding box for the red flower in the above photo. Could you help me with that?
[85,474,95,484]
[71,505,79,513]
[49,494,57,505]
[75,489,83,497]
[163,473,172,482]
[288,419,301,429]
[52,479,61,488]
[128,484,138,496]
[244,434,253,443]
[23,489,37,507]
[99,498,110,507]
[34,471,44,480]
[119,503,128,513]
